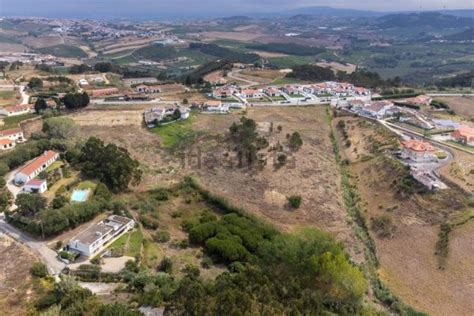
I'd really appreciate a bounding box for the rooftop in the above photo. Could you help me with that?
[18,150,58,177]
[71,215,134,246]
[0,128,22,137]
[401,139,436,152]
[25,179,46,186]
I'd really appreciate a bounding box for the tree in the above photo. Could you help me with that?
[183,98,189,105]
[28,77,43,90]
[42,117,79,140]
[79,137,142,192]
[16,193,47,215]
[62,92,90,110]
[30,262,48,278]
[34,97,48,113]
[287,195,302,209]
[288,132,303,151]
[52,195,68,209]
[94,182,112,201]
[96,303,142,316]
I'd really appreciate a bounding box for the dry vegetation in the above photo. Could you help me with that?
[434,96,474,120]
[336,115,474,316]
[0,234,38,315]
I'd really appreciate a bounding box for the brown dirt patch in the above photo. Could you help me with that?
[434,96,474,120]
[316,61,357,74]
[197,31,265,42]
[438,148,474,193]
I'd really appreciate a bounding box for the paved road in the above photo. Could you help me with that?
[0,216,65,275]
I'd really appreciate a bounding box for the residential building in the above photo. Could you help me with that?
[0,138,14,150]
[87,88,119,97]
[0,104,33,117]
[240,89,263,99]
[23,179,47,193]
[143,106,190,127]
[68,215,135,257]
[451,125,474,146]
[78,78,89,87]
[405,95,432,106]
[204,100,229,113]
[0,127,24,143]
[14,150,59,184]
[135,84,161,94]
[400,139,437,162]
[263,87,282,97]
[123,77,158,86]
[358,100,394,119]
[212,86,235,99]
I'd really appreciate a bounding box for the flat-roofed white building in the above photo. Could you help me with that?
[68,215,135,257]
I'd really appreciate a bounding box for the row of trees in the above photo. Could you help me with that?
[229,117,269,167]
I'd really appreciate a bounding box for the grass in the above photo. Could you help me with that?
[45,160,64,173]
[76,180,97,191]
[109,232,129,253]
[37,44,88,58]
[0,91,16,99]
[271,77,306,85]
[151,113,198,148]
[142,239,162,269]
[1,113,38,130]
[447,141,474,153]
[267,56,314,68]
[126,228,143,257]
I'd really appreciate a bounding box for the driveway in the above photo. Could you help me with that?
[5,168,22,211]
[0,216,65,275]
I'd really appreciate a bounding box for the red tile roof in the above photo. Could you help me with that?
[25,179,46,186]
[452,126,474,141]
[0,139,13,145]
[401,140,436,152]
[0,128,22,137]
[18,150,58,177]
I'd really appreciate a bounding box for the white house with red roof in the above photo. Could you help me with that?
[0,104,34,117]
[0,138,14,150]
[263,87,282,97]
[135,85,161,94]
[23,179,48,193]
[14,150,59,184]
[451,125,474,146]
[400,139,437,162]
[0,127,25,143]
[239,89,263,99]
[204,100,229,113]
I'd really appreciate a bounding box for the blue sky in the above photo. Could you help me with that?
[0,0,471,18]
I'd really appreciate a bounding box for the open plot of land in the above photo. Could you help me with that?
[434,96,474,120]
[336,116,474,316]
[196,31,265,42]
[438,148,474,193]
[316,61,357,74]
[0,233,38,315]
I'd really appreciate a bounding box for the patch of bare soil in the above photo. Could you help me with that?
[197,31,265,42]
[316,61,357,74]
[0,233,38,315]
[438,148,474,193]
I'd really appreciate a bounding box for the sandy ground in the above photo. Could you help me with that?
[0,233,38,315]
[195,31,265,42]
[0,43,28,53]
[251,50,289,58]
[79,282,121,295]
[22,35,64,48]
[316,61,357,74]
[438,148,474,193]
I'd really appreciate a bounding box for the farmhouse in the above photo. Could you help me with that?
[451,125,474,146]
[14,150,59,184]
[0,127,24,143]
[135,84,161,94]
[0,138,14,150]
[0,104,33,117]
[400,139,437,162]
[68,215,135,257]
[78,78,89,87]
[23,179,48,194]
[204,100,229,113]
[87,88,119,97]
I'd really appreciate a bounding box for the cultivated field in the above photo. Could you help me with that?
[434,96,474,120]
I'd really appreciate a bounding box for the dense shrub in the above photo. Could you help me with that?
[30,262,48,278]
[287,195,302,209]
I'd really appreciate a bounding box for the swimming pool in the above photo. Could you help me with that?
[70,189,91,202]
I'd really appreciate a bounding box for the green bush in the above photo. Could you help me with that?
[371,215,395,238]
[159,257,173,273]
[287,195,302,209]
[153,230,171,243]
[30,262,48,278]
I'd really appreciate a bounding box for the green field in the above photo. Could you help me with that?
[37,44,88,58]
[268,56,315,68]
[151,113,198,148]
[1,113,38,130]
[126,228,143,257]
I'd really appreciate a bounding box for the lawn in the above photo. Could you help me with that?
[271,77,306,85]
[1,113,38,130]
[269,96,287,101]
[76,180,97,191]
[0,91,16,99]
[126,228,143,257]
[109,232,129,253]
[151,113,198,148]
[267,56,314,68]
[45,160,64,173]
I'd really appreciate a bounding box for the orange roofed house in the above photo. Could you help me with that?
[14,150,59,184]
[87,88,119,98]
[400,139,437,162]
[451,125,474,146]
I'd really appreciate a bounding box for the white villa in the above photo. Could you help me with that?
[0,104,33,117]
[14,150,59,184]
[23,179,48,193]
[204,100,229,113]
[0,128,25,143]
[400,139,437,162]
[68,215,135,257]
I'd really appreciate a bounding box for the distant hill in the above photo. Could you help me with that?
[285,6,384,17]
[444,28,474,41]
[375,12,473,29]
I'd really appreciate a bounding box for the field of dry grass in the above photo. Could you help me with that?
[0,234,38,315]
[196,31,265,42]
[336,116,474,316]
[434,96,473,120]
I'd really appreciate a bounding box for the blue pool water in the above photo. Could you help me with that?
[71,189,90,202]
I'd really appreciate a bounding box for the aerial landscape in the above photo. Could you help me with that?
[0,0,472,315]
